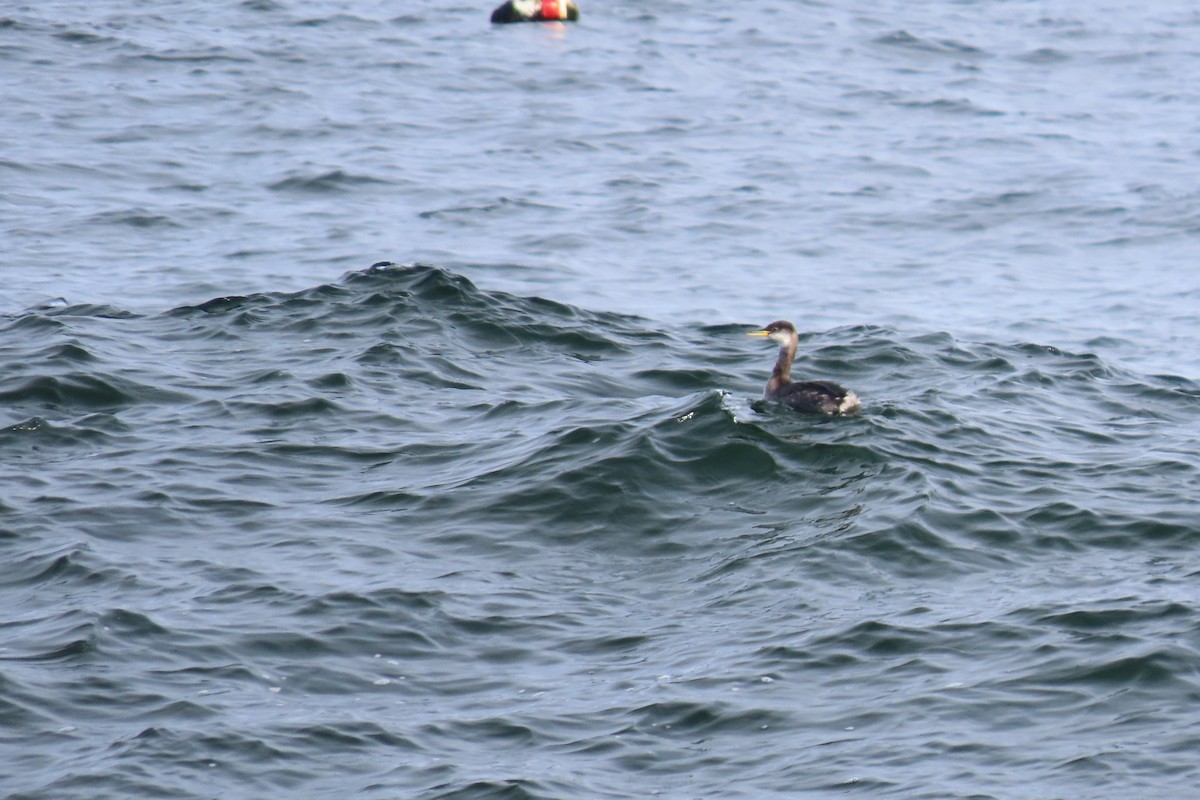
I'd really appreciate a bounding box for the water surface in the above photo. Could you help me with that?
[3,2,1200,798]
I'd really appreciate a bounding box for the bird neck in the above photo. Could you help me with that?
[767,337,797,395]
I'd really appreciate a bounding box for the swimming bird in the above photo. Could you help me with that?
[747,320,860,415]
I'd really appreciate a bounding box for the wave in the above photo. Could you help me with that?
[4,263,1200,800]
[3,262,1196,575]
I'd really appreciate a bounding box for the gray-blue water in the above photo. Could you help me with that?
[3,2,1200,798]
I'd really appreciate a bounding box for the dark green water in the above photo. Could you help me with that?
[6,0,1200,795]
[4,264,1199,798]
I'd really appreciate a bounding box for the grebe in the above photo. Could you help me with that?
[747,320,860,415]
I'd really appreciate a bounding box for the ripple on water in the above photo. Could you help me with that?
[1,262,1199,800]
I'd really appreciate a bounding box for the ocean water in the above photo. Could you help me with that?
[3,1,1200,798]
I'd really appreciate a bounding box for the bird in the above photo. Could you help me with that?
[747,320,860,415]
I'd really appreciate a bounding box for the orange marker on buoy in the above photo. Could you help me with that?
[540,0,567,20]
[490,0,580,24]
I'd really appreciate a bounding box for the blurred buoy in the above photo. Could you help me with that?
[491,0,579,24]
